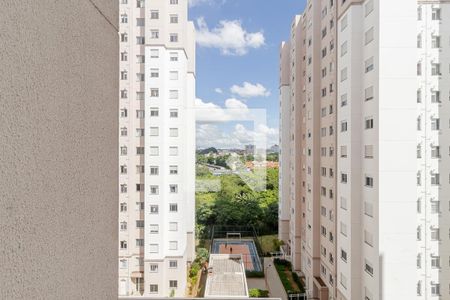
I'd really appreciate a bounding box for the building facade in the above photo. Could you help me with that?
[279,0,450,299]
[119,0,196,296]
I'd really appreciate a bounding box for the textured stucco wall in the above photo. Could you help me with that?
[0,1,118,299]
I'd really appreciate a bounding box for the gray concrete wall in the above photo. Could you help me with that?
[0,1,118,299]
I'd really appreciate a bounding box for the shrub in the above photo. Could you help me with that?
[246,271,265,278]
[249,288,269,298]
[196,248,209,265]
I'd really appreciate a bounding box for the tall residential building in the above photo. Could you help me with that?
[119,0,196,296]
[279,0,450,299]
[1,1,118,299]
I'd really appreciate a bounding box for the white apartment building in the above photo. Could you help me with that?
[279,0,450,299]
[119,0,196,297]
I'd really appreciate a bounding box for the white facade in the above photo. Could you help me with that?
[119,0,196,297]
[417,2,450,299]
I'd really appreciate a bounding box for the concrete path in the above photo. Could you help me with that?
[264,257,288,300]
[247,277,267,290]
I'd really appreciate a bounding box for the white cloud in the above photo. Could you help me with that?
[214,88,223,94]
[195,97,250,122]
[189,0,226,7]
[195,18,265,56]
[230,82,270,98]
[196,123,279,149]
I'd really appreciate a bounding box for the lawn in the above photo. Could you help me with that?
[274,259,305,294]
[260,234,279,254]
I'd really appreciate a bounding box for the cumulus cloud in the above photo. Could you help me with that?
[189,0,226,7]
[195,17,265,56]
[195,97,250,122]
[196,123,279,149]
[230,82,270,98]
[214,88,223,94]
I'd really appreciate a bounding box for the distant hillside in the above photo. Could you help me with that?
[197,147,218,155]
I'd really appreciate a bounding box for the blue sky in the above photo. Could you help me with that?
[190,0,306,149]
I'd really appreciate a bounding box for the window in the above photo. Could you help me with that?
[341,121,348,132]
[431,146,440,158]
[432,63,441,76]
[149,244,159,253]
[341,173,348,183]
[120,240,127,249]
[136,165,144,174]
[365,176,374,187]
[169,203,178,212]
[364,230,373,246]
[150,264,158,272]
[431,173,440,185]
[169,165,178,175]
[169,146,178,156]
[121,33,128,42]
[340,68,347,81]
[120,259,127,269]
[121,71,128,80]
[136,128,144,137]
[365,118,374,129]
[417,62,422,76]
[365,27,374,45]
[170,33,178,43]
[431,255,440,267]
[150,68,159,78]
[169,184,178,193]
[136,92,144,100]
[121,89,128,99]
[169,222,178,231]
[340,197,347,210]
[169,241,178,250]
[169,71,179,80]
[417,34,422,48]
[170,52,179,61]
[365,57,374,73]
[150,166,159,175]
[150,89,159,97]
[417,280,422,296]
[170,0,178,4]
[365,0,374,16]
[136,184,144,192]
[136,73,145,81]
[341,15,347,31]
[120,165,127,174]
[136,147,144,155]
[136,110,145,119]
[120,146,128,156]
[432,35,441,48]
[169,90,179,99]
[150,205,159,214]
[150,146,159,156]
[169,128,178,137]
[136,18,145,26]
[136,220,144,228]
[431,91,441,103]
[340,222,347,236]
[136,37,145,45]
[340,273,347,289]
[417,6,422,20]
[170,14,178,23]
[432,8,441,20]
[149,284,158,293]
[431,227,440,240]
[150,127,159,136]
[120,127,128,136]
[150,10,159,19]
[169,260,178,268]
[340,41,347,56]
[120,222,127,231]
[339,145,347,158]
[120,184,127,193]
[431,118,440,130]
[150,49,159,58]
[169,280,178,288]
[431,283,440,296]
[150,108,159,117]
[151,30,159,39]
[361,145,373,159]
[365,260,374,276]
[149,224,159,234]
[431,200,440,214]
[170,109,178,118]
[121,52,128,61]
[341,94,347,106]
[150,185,159,195]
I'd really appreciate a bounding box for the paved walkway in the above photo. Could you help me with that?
[264,257,287,300]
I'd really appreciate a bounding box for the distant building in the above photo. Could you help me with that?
[245,144,255,155]
[269,144,280,153]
